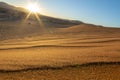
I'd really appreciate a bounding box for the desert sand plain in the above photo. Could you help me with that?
[0,2,120,79]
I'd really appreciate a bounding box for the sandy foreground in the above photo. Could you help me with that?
[0,34,120,80]
[0,62,120,80]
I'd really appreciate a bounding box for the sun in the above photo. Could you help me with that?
[24,2,44,28]
[26,3,40,13]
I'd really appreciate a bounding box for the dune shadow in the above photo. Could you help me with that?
[0,62,120,73]
[66,39,120,44]
[0,45,102,50]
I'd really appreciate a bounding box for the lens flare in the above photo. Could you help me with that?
[26,3,40,13]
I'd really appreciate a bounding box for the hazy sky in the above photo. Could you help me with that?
[0,0,120,27]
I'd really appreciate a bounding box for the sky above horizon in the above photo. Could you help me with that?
[0,0,120,27]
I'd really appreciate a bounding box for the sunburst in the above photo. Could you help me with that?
[24,3,44,26]
[26,3,40,13]
[23,2,53,34]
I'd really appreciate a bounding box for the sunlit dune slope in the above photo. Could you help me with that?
[58,24,120,35]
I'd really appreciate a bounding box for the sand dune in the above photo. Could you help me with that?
[58,24,120,35]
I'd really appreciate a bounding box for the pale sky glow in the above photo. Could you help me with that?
[0,0,120,27]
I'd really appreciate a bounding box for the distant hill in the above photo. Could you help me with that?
[0,2,16,10]
[0,2,82,25]
[0,2,27,20]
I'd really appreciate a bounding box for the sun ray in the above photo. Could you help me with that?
[34,13,43,26]
[25,12,32,21]
[23,2,53,34]
[34,13,51,33]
